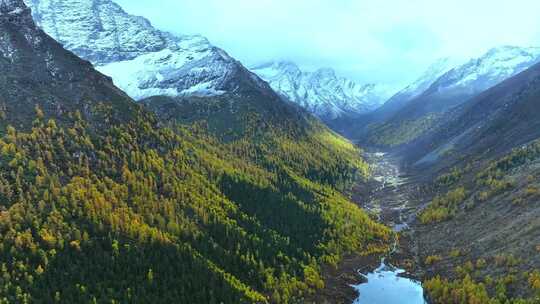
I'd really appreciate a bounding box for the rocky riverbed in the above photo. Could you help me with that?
[308,151,426,304]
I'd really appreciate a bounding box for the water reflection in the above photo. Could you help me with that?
[353,261,426,304]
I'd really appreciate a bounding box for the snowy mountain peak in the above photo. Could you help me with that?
[471,45,540,75]
[176,34,211,51]
[423,57,457,76]
[27,0,170,64]
[253,60,302,78]
[251,61,395,120]
[405,57,460,94]
[484,45,540,57]
[24,0,265,100]
[432,45,540,92]
[368,56,462,120]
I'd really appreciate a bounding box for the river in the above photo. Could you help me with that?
[352,152,426,304]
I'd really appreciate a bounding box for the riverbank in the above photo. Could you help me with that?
[304,252,384,304]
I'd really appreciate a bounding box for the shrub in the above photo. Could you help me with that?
[425,255,443,266]
[450,249,462,258]
[419,187,467,224]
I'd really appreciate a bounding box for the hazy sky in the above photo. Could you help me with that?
[115,0,540,87]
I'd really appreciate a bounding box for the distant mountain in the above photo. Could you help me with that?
[364,46,540,146]
[336,57,460,138]
[25,0,269,100]
[408,46,540,117]
[251,61,395,120]
[376,57,460,120]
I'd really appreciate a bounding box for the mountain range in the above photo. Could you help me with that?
[26,0,268,100]
[5,0,540,302]
[251,61,394,120]
[0,1,392,303]
[402,45,540,117]
[357,45,540,146]
[21,0,540,134]
[25,0,396,121]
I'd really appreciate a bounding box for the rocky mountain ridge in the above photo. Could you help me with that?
[25,0,268,100]
[252,60,395,120]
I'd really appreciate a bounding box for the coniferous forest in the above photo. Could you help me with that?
[9,0,540,303]
[0,3,393,301]
[0,103,391,303]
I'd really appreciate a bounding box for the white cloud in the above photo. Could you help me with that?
[114,0,540,86]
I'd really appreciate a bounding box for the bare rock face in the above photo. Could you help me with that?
[0,0,133,129]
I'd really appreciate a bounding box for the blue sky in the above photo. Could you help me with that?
[115,0,540,87]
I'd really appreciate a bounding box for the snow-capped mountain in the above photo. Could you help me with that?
[411,60,540,167]
[1,0,25,13]
[360,45,540,147]
[24,0,264,100]
[425,46,540,102]
[389,45,540,120]
[371,57,460,120]
[251,61,395,120]
[390,58,459,106]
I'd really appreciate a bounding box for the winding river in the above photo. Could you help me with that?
[352,152,426,304]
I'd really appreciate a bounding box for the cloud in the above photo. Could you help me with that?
[114,0,540,86]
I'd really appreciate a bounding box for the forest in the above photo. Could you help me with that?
[0,104,391,303]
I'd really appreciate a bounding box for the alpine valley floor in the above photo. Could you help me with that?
[311,142,540,304]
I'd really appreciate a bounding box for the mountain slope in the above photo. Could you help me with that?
[25,0,266,100]
[373,57,459,121]
[365,46,540,147]
[0,0,134,131]
[407,46,540,117]
[0,1,392,303]
[251,61,394,120]
[338,58,459,138]
[410,61,540,169]
[408,62,540,300]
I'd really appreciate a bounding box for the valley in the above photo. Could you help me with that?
[309,150,426,303]
[2,0,540,303]
[351,151,425,304]
[319,135,540,303]
[331,135,540,304]
[328,42,540,304]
